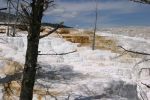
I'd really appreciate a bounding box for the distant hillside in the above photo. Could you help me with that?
[42,23,72,28]
[0,12,16,22]
[0,12,72,28]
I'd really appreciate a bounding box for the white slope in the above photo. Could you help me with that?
[0,30,150,99]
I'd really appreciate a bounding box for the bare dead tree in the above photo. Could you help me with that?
[7,0,11,36]
[92,0,98,50]
[2,0,21,37]
[12,0,20,37]
[18,0,63,100]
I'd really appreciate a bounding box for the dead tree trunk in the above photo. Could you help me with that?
[92,0,98,50]
[7,0,11,36]
[19,0,61,99]
[12,0,20,37]
[20,0,44,100]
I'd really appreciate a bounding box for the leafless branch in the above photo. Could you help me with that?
[117,46,150,78]
[22,0,31,5]
[133,58,150,68]
[130,0,150,4]
[137,84,149,100]
[39,50,77,55]
[46,87,58,100]
[118,46,150,55]
[0,8,7,10]
[141,82,150,88]
[39,22,64,39]
[20,4,31,19]
[112,50,128,59]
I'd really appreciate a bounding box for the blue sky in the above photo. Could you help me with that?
[43,0,150,28]
[0,0,150,28]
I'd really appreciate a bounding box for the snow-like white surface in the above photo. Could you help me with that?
[0,30,150,99]
[98,32,150,53]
